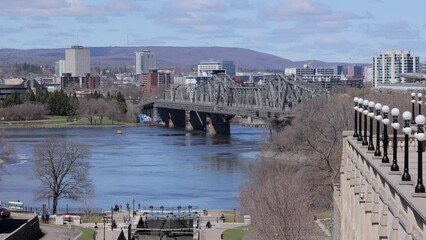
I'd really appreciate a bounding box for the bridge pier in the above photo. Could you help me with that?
[207,114,233,135]
[187,111,207,131]
[157,108,186,128]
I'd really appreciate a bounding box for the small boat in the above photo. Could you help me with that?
[117,130,123,134]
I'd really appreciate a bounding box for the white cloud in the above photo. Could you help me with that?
[360,21,420,40]
[0,0,142,17]
[166,0,224,12]
[0,0,90,17]
[261,0,359,34]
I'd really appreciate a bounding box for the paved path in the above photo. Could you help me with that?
[40,224,81,240]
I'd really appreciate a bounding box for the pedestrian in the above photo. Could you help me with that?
[206,221,212,229]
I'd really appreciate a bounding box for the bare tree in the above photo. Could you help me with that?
[106,101,121,124]
[240,160,313,240]
[34,138,93,214]
[77,99,98,125]
[94,98,110,124]
[268,94,354,200]
[0,103,48,121]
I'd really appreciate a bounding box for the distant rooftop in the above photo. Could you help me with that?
[70,45,84,49]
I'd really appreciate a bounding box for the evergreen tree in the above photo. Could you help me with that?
[116,92,127,114]
[26,91,36,102]
[2,92,23,107]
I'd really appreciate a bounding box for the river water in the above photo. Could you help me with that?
[0,125,266,211]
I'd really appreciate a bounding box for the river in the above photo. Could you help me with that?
[0,125,266,211]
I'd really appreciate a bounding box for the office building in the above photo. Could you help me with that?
[284,67,315,76]
[348,64,364,79]
[158,70,172,86]
[334,65,343,75]
[316,68,335,75]
[55,60,66,77]
[140,69,173,91]
[135,50,157,74]
[364,67,373,82]
[373,50,419,87]
[65,45,90,77]
[197,60,236,77]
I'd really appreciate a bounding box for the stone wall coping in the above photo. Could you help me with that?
[346,135,426,224]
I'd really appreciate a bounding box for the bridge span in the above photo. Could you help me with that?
[142,74,327,135]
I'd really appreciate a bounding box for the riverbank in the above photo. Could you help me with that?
[0,115,143,130]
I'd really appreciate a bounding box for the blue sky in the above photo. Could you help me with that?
[0,0,425,63]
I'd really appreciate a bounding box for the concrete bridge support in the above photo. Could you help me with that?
[157,108,186,128]
[186,111,207,131]
[206,114,234,135]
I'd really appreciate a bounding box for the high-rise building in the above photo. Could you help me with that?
[135,50,157,74]
[334,65,343,75]
[65,45,90,77]
[373,50,419,87]
[158,70,172,86]
[197,60,236,77]
[364,67,374,82]
[55,60,66,77]
[348,64,364,78]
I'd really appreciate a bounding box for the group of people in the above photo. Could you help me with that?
[41,212,50,223]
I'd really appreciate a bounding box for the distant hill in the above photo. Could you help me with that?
[0,46,341,70]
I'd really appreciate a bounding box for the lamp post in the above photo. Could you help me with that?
[354,97,359,138]
[411,92,416,125]
[390,108,400,171]
[362,100,369,146]
[402,111,412,181]
[415,115,426,193]
[132,199,135,217]
[368,101,375,150]
[419,93,423,116]
[357,98,364,142]
[374,103,382,156]
[103,218,106,240]
[111,207,114,231]
[382,105,390,163]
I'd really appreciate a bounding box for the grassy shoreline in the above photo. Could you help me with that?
[0,115,143,129]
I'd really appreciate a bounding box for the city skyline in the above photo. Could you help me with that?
[1,0,426,63]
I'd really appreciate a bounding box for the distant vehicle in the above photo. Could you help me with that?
[0,208,11,218]
[138,113,153,123]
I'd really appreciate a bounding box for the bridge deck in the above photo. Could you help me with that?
[142,100,293,119]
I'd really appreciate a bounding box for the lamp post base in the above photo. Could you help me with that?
[415,180,425,193]
[374,149,381,156]
[382,155,389,163]
[401,171,411,182]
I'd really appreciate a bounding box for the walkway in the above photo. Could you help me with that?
[39,224,80,240]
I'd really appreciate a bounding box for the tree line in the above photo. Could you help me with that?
[0,90,128,123]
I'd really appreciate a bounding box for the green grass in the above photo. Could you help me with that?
[45,116,70,125]
[44,116,133,126]
[221,210,244,223]
[78,227,96,240]
[222,225,252,240]
[81,214,104,223]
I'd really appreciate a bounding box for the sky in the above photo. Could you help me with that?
[0,0,425,63]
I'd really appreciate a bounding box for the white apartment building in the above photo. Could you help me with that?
[135,50,157,74]
[65,45,90,77]
[373,50,419,87]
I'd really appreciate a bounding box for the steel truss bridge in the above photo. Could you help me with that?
[142,74,327,134]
